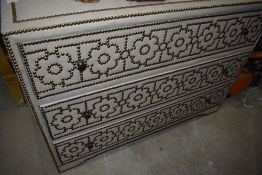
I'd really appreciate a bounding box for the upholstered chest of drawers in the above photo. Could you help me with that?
[2,0,262,171]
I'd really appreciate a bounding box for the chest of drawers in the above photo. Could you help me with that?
[2,0,262,171]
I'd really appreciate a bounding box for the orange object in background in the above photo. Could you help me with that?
[249,51,262,60]
[229,51,262,96]
[229,72,253,95]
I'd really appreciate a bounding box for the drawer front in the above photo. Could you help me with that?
[54,84,230,165]
[41,52,249,140]
[18,11,262,99]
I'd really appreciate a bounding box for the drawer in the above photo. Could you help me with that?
[41,52,249,140]
[54,84,230,165]
[18,11,262,99]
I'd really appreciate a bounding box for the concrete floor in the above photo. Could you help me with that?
[0,78,262,175]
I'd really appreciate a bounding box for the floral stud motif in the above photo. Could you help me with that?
[147,113,165,128]
[51,109,84,132]
[183,72,202,90]
[171,103,187,118]
[131,36,159,64]
[61,142,86,159]
[167,29,192,56]
[126,88,150,108]
[206,65,224,83]
[191,97,207,111]
[198,25,220,50]
[94,131,115,147]
[93,98,118,119]
[89,44,119,74]
[224,22,243,45]
[226,59,242,77]
[121,122,141,138]
[245,18,262,41]
[120,50,131,59]
[158,80,178,98]
[208,90,224,104]
[34,53,74,85]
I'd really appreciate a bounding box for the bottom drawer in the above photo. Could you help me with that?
[55,84,230,170]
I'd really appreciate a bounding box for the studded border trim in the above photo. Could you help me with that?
[10,0,210,23]
[3,1,262,36]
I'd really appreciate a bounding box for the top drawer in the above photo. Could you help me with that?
[18,11,262,99]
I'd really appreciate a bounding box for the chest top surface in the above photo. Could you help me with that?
[2,0,262,35]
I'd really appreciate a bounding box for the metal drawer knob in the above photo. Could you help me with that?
[86,142,93,151]
[77,61,87,73]
[222,69,228,76]
[241,28,249,36]
[206,98,212,104]
[82,110,92,121]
